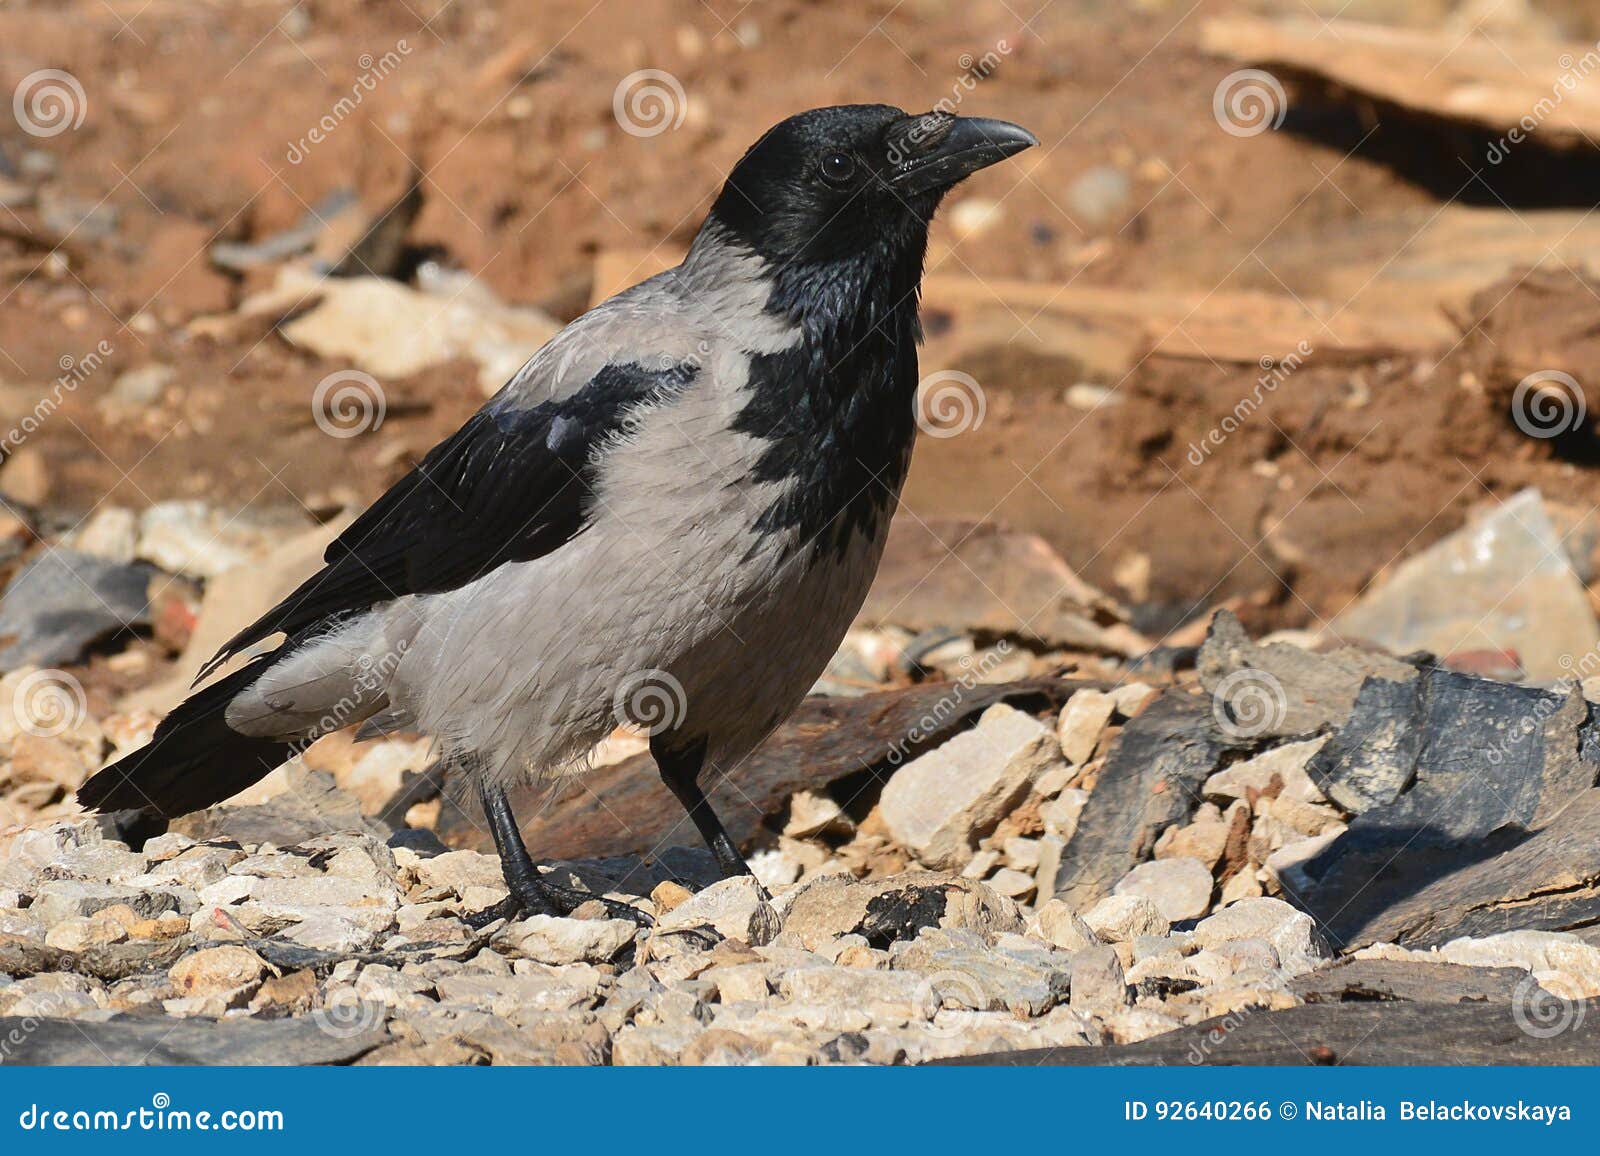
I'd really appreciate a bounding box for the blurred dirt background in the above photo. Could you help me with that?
[6,0,1600,690]
[11,0,1600,1066]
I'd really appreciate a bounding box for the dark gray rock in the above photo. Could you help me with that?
[1049,693,1245,910]
[0,1012,386,1065]
[0,549,152,669]
[941,1001,1600,1066]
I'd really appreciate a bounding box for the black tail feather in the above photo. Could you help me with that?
[77,656,302,818]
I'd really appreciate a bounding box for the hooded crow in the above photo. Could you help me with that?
[79,105,1037,923]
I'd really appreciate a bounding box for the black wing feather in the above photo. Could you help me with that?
[195,360,696,682]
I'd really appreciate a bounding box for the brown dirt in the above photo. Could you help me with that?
[3,0,1598,643]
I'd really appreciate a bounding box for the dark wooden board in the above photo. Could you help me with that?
[438,678,1099,858]
[941,1001,1600,1065]
[0,1012,387,1066]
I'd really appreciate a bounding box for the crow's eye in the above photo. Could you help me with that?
[819,151,857,186]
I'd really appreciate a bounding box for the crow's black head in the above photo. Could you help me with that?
[708,104,1036,269]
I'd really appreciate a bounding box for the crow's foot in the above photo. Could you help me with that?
[466,874,652,930]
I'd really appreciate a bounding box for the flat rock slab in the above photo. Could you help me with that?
[439,678,1098,858]
[0,549,152,669]
[1320,789,1600,950]
[1202,17,1600,151]
[944,1001,1600,1065]
[1327,489,1598,683]
[0,1013,387,1066]
[1289,958,1541,1005]
[1049,692,1244,910]
[175,767,388,846]
[857,517,1144,655]
[1197,610,1600,950]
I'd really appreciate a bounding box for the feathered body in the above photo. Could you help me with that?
[79,104,1036,833]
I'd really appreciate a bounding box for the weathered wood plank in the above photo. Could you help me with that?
[943,1001,1600,1065]
[439,677,1099,858]
[0,1013,387,1066]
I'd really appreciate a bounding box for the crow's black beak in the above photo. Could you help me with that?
[887,114,1038,194]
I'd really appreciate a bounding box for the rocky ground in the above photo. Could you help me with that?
[4,665,1599,1065]
[10,0,1600,1066]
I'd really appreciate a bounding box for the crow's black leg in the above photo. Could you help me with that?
[468,775,650,928]
[652,735,754,881]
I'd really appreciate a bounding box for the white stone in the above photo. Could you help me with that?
[657,875,780,946]
[1083,894,1169,943]
[1113,857,1215,922]
[1110,682,1158,717]
[136,500,309,580]
[1068,945,1130,1016]
[987,868,1036,901]
[1192,897,1328,976]
[1026,899,1102,952]
[412,849,504,894]
[1039,789,1088,841]
[258,266,562,395]
[1436,931,1600,997]
[1002,836,1041,873]
[1056,689,1115,765]
[784,790,850,839]
[65,506,138,563]
[879,704,1062,870]
[1264,830,1342,895]
[44,915,127,952]
[500,915,639,965]
[1202,736,1330,805]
